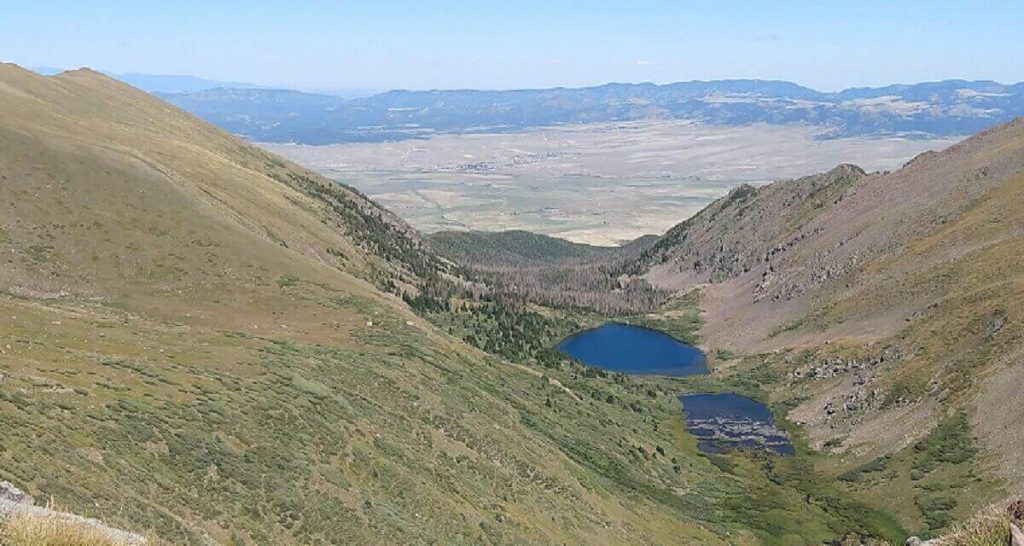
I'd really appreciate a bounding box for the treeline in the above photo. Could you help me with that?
[395,232,673,369]
[426,229,613,268]
[254,149,451,286]
[404,291,575,368]
[467,262,668,314]
[429,230,670,315]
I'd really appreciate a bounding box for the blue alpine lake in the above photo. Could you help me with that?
[556,322,708,376]
[679,393,794,455]
[557,322,791,455]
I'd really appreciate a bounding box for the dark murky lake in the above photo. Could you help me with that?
[679,393,794,455]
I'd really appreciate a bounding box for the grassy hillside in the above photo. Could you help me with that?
[0,63,703,544]
[0,63,909,544]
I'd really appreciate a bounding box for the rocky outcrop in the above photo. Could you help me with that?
[0,480,146,545]
[790,346,903,381]
[0,482,33,506]
[638,164,865,290]
[1012,523,1024,546]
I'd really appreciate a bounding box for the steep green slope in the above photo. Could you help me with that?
[0,63,705,544]
[0,63,906,545]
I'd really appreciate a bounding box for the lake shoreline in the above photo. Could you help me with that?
[558,321,793,455]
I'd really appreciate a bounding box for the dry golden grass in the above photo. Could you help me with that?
[0,514,126,546]
[934,505,1012,546]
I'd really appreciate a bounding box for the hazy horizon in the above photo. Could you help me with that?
[16,64,1024,97]
[3,0,1022,92]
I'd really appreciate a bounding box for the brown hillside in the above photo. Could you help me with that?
[640,117,1024,528]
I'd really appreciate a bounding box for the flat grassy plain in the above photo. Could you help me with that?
[340,171,729,246]
[264,121,959,245]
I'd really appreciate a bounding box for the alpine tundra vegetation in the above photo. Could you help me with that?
[3,2,1024,544]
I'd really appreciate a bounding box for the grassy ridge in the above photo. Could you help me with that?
[427,230,614,267]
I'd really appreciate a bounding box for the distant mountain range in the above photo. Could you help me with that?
[29,66,377,97]
[29,66,263,93]
[157,79,1024,144]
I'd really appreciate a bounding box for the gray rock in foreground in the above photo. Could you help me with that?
[0,480,146,545]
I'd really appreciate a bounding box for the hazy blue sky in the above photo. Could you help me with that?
[2,1,1022,91]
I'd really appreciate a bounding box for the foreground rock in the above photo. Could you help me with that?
[0,481,146,545]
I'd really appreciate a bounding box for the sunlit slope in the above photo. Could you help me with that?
[0,64,437,331]
[2,64,729,544]
[651,119,1024,353]
[19,61,908,545]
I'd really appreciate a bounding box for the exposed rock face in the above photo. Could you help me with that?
[1009,498,1024,521]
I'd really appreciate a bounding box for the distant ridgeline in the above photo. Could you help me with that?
[159,79,1024,144]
